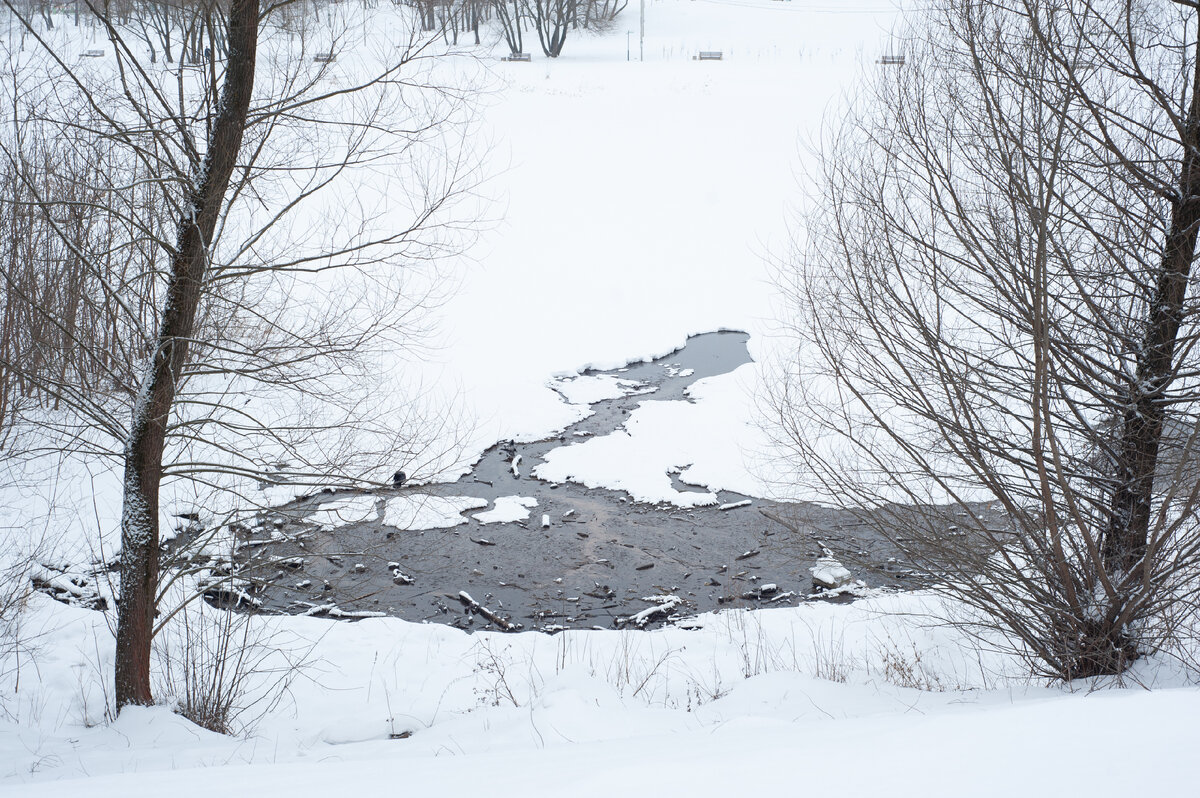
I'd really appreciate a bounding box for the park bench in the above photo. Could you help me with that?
[696,50,723,61]
[503,52,531,62]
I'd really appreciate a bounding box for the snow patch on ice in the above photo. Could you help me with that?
[533,365,766,506]
[255,482,310,509]
[473,495,538,524]
[306,495,379,529]
[382,494,489,530]
[550,374,654,405]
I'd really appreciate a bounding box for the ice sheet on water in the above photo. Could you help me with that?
[306,495,379,529]
[550,374,656,405]
[473,495,538,524]
[382,494,488,530]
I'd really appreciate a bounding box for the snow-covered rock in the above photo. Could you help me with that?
[810,558,852,590]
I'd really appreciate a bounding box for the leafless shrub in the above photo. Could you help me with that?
[805,621,852,684]
[869,631,948,692]
[153,603,309,735]
[603,631,679,700]
[471,637,522,707]
[74,625,118,727]
[0,545,36,714]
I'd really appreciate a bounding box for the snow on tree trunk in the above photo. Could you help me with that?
[1103,50,1200,584]
[114,0,260,711]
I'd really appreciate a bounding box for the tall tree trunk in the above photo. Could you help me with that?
[494,0,522,54]
[114,0,260,711]
[1104,32,1200,583]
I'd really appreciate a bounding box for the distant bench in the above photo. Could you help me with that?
[503,52,531,62]
[696,50,723,61]
[878,54,905,65]
[313,52,335,63]
[82,49,104,57]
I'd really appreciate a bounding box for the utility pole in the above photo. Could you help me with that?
[639,0,644,61]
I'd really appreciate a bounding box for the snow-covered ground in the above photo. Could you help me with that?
[3,590,1198,793]
[3,0,1199,793]
[410,0,914,501]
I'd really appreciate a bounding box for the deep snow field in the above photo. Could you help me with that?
[2,0,1200,794]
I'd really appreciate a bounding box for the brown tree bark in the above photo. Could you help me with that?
[1104,36,1200,584]
[114,0,260,710]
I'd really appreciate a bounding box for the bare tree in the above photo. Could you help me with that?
[580,0,625,34]
[134,0,182,63]
[440,0,487,46]
[1,0,481,709]
[492,0,524,55]
[771,0,1200,679]
[526,0,567,57]
[484,0,620,57]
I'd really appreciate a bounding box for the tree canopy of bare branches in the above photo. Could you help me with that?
[771,0,1200,679]
[0,0,482,708]
[488,0,624,57]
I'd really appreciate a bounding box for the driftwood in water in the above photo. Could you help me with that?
[458,591,519,631]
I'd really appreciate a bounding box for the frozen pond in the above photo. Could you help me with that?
[216,332,991,630]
